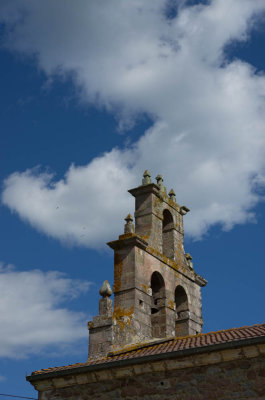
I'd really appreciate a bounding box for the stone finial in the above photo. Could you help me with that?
[142,170,151,185]
[125,213,133,223]
[99,280,112,297]
[156,174,167,195]
[168,189,176,202]
[124,213,135,234]
[155,174,163,185]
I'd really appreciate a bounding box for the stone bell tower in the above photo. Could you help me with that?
[88,171,207,357]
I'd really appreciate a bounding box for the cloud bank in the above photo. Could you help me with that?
[2,0,265,247]
[0,263,91,358]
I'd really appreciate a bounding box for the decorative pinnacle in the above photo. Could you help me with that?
[168,188,176,202]
[99,280,112,297]
[125,213,133,223]
[142,170,151,185]
[156,174,167,195]
[124,213,134,233]
[155,174,163,184]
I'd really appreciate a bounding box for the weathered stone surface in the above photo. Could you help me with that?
[37,352,265,399]
[104,175,207,350]
[86,174,207,356]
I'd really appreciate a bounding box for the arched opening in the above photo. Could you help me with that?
[175,286,189,317]
[175,285,189,336]
[151,272,165,314]
[162,209,174,259]
[150,272,166,338]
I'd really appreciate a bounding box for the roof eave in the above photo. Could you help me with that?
[27,334,265,383]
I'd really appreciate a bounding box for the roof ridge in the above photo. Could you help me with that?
[108,322,265,357]
[108,336,176,356]
[180,322,265,339]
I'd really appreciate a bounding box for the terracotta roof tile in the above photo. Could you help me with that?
[31,322,265,377]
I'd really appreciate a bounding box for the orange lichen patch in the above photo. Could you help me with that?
[118,233,136,240]
[113,306,134,331]
[167,299,175,310]
[141,283,149,293]
[139,234,150,242]
[113,253,123,292]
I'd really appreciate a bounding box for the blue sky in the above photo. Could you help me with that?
[1,0,265,398]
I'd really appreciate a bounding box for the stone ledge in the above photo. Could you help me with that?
[128,183,160,198]
[88,316,113,329]
[195,274,208,287]
[107,235,148,251]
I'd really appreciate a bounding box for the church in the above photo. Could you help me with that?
[27,171,265,399]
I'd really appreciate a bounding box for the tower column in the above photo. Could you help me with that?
[88,281,113,358]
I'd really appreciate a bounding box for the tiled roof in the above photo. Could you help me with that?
[31,323,265,377]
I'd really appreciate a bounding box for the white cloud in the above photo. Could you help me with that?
[2,153,136,248]
[2,0,265,245]
[0,263,91,358]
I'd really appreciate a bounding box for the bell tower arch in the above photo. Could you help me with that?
[162,209,174,259]
[150,271,166,338]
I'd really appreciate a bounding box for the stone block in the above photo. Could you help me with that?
[52,376,76,388]
[243,345,259,358]
[194,351,222,366]
[75,374,89,385]
[221,348,243,362]
[165,357,194,370]
[133,363,153,375]
[258,343,265,354]
[151,360,166,372]
[113,366,134,379]
[34,380,54,391]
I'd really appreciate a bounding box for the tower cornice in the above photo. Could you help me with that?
[107,233,148,251]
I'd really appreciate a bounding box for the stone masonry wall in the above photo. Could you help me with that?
[36,344,265,400]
